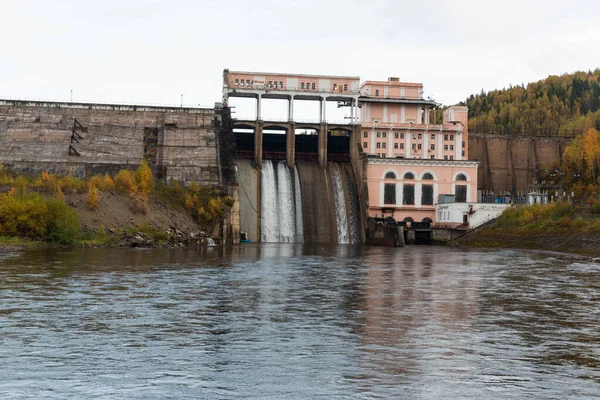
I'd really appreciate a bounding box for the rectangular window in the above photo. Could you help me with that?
[394,143,398,149]
[400,143,404,149]
[444,134,448,140]
[376,142,381,148]
[382,142,386,149]
[444,145,448,151]
[376,132,381,138]
[246,80,250,86]
[333,83,338,91]
[301,82,305,89]
[450,145,454,151]
[422,184,434,205]
[363,131,368,138]
[412,143,416,150]
[430,144,435,150]
[343,84,348,91]
[462,150,465,157]
[384,183,396,204]
[235,79,239,85]
[375,89,379,96]
[312,83,316,90]
[280,81,283,88]
[240,80,245,86]
[363,142,368,148]
[418,144,422,150]
[274,81,278,88]
[412,134,416,140]
[462,141,465,148]
[382,132,386,138]
[450,135,454,140]
[400,133,405,139]
[455,185,467,202]
[444,155,448,160]
[431,134,435,140]
[394,132,399,139]
[403,184,415,205]
[430,155,435,159]
[450,155,454,160]
[418,134,422,139]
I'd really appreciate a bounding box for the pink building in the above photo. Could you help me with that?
[360,77,478,224]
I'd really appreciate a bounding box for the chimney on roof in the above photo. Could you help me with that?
[388,77,399,82]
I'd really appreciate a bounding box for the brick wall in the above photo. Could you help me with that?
[0,100,220,184]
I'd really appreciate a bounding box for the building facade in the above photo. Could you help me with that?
[360,77,478,224]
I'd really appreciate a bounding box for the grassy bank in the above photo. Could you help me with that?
[0,163,233,248]
[460,202,600,256]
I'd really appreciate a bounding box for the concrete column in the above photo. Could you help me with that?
[387,128,393,158]
[286,123,296,168]
[319,124,328,168]
[255,122,263,166]
[437,130,443,159]
[321,97,327,123]
[350,98,354,124]
[423,129,429,159]
[256,94,262,121]
[288,95,294,122]
[456,131,462,160]
[405,129,411,158]
[415,183,422,207]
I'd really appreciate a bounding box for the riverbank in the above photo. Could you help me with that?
[0,164,232,251]
[458,202,600,257]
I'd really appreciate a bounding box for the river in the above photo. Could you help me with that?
[0,245,598,399]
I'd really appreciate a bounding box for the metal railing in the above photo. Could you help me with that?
[227,86,360,95]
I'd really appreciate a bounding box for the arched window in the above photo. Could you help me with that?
[422,173,434,180]
[422,217,433,224]
[384,171,396,179]
[456,174,467,181]
[403,172,415,180]
[384,183,396,204]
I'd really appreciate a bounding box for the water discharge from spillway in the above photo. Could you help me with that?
[258,160,360,244]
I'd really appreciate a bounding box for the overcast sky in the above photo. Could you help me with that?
[2,0,600,116]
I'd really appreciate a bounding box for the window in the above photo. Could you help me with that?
[343,84,348,91]
[400,133,404,139]
[384,183,396,204]
[430,144,435,150]
[404,172,415,180]
[462,141,465,148]
[418,134,422,139]
[235,79,239,86]
[444,155,448,160]
[403,184,415,205]
[450,155,454,160]
[375,89,380,96]
[444,134,448,140]
[301,82,305,89]
[450,135,454,140]
[280,81,283,88]
[412,134,416,140]
[382,142,386,149]
[462,151,465,157]
[455,185,467,202]
[274,81,278,88]
[412,143,416,150]
[382,132,387,138]
[456,174,467,181]
[240,80,245,86]
[450,145,454,151]
[376,142,381,148]
[417,144,422,150]
[333,83,338,91]
[430,155,435,159]
[422,173,433,180]
[394,132,399,139]
[363,131,368,138]
[444,145,448,151]
[312,83,316,90]
[385,171,396,179]
[363,142,368,148]
[400,143,404,149]
[431,134,435,140]
[422,184,434,205]
[394,143,398,149]
[376,132,381,138]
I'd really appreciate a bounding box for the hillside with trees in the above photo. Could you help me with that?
[462,69,600,134]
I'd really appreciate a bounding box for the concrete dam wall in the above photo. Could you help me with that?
[237,159,362,244]
[468,132,572,194]
[0,100,220,184]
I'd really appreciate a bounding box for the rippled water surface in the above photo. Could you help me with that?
[0,245,599,399]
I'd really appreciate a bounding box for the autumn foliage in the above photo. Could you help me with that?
[561,128,600,199]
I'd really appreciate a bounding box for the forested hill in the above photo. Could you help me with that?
[462,69,600,134]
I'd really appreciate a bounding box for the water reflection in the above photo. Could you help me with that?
[0,246,598,398]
